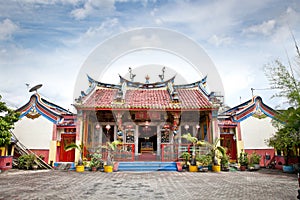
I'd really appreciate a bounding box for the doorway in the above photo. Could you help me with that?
[60,134,76,162]
[220,134,237,161]
[138,126,157,161]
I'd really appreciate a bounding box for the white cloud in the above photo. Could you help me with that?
[71,0,116,20]
[243,20,276,36]
[208,35,233,46]
[0,19,19,40]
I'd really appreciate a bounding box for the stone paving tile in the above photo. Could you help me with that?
[0,169,298,200]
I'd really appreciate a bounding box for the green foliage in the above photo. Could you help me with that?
[181,133,198,165]
[221,153,230,168]
[249,151,261,165]
[196,154,211,166]
[180,152,191,163]
[238,150,249,166]
[18,154,36,170]
[102,140,122,166]
[0,95,20,147]
[64,143,83,165]
[89,151,102,168]
[265,60,300,106]
[265,47,300,165]
[197,138,225,165]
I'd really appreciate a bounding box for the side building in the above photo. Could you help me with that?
[218,96,278,166]
[14,92,76,165]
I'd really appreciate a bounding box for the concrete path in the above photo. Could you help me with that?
[0,168,298,200]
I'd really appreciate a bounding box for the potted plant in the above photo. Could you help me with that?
[221,153,230,171]
[249,151,261,170]
[180,152,191,172]
[182,133,198,172]
[102,140,122,173]
[89,151,102,172]
[266,126,297,173]
[64,143,84,172]
[196,154,211,172]
[238,149,249,171]
[198,138,225,172]
[18,154,36,170]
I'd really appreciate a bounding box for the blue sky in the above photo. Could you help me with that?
[0,0,299,111]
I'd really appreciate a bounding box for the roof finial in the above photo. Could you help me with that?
[129,67,136,82]
[145,74,150,84]
[158,66,166,81]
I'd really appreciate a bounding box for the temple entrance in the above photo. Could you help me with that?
[138,126,157,161]
[220,134,237,161]
[60,134,76,162]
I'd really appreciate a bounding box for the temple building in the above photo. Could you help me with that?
[14,90,76,164]
[73,74,221,161]
[11,73,280,168]
[218,96,278,166]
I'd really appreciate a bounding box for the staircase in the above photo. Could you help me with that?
[118,161,177,171]
[11,131,52,169]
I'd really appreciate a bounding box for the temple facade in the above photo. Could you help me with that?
[73,75,221,162]
[12,75,279,167]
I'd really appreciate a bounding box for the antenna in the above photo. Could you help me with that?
[29,84,43,93]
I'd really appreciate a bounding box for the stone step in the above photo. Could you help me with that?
[118,162,177,171]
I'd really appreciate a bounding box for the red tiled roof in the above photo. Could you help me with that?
[80,87,213,110]
[177,88,212,109]
[125,89,170,109]
[84,89,117,108]
[218,120,238,127]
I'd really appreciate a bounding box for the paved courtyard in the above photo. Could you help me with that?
[0,168,298,200]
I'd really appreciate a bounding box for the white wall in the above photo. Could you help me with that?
[13,116,53,149]
[240,116,277,149]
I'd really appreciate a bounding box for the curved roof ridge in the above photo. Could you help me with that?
[16,93,72,124]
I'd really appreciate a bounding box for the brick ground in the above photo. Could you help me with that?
[0,168,298,200]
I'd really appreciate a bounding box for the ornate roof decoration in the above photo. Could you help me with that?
[220,96,278,122]
[75,74,214,111]
[17,93,74,125]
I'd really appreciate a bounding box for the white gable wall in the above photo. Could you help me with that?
[240,116,276,149]
[13,116,53,149]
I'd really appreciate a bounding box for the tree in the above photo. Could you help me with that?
[0,95,20,147]
[265,41,300,166]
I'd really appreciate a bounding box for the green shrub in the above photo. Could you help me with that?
[18,154,36,170]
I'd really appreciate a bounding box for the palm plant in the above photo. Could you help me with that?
[197,138,225,166]
[181,133,198,165]
[64,143,83,166]
[102,140,122,166]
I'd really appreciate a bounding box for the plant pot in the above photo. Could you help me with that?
[283,165,294,173]
[32,165,38,170]
[198,166,208,172]
[76,165,85,172]
[104,165,113,173]
[91,167,97,172]
[0,156,12,171]
[212,165,221,172]
[240,165,246,171]
[189,165,198,172]
[221,167,229,172]
[254,164,260,170]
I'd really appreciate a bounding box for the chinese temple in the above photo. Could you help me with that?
[218,96,278,165]
[14,91,76,164]
[74,74,221,161]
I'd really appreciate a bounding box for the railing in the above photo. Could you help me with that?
[161,143,210,162]
[86,143,135,162]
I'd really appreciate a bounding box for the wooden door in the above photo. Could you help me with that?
[60,134,76,162]
[220,134,237,161]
